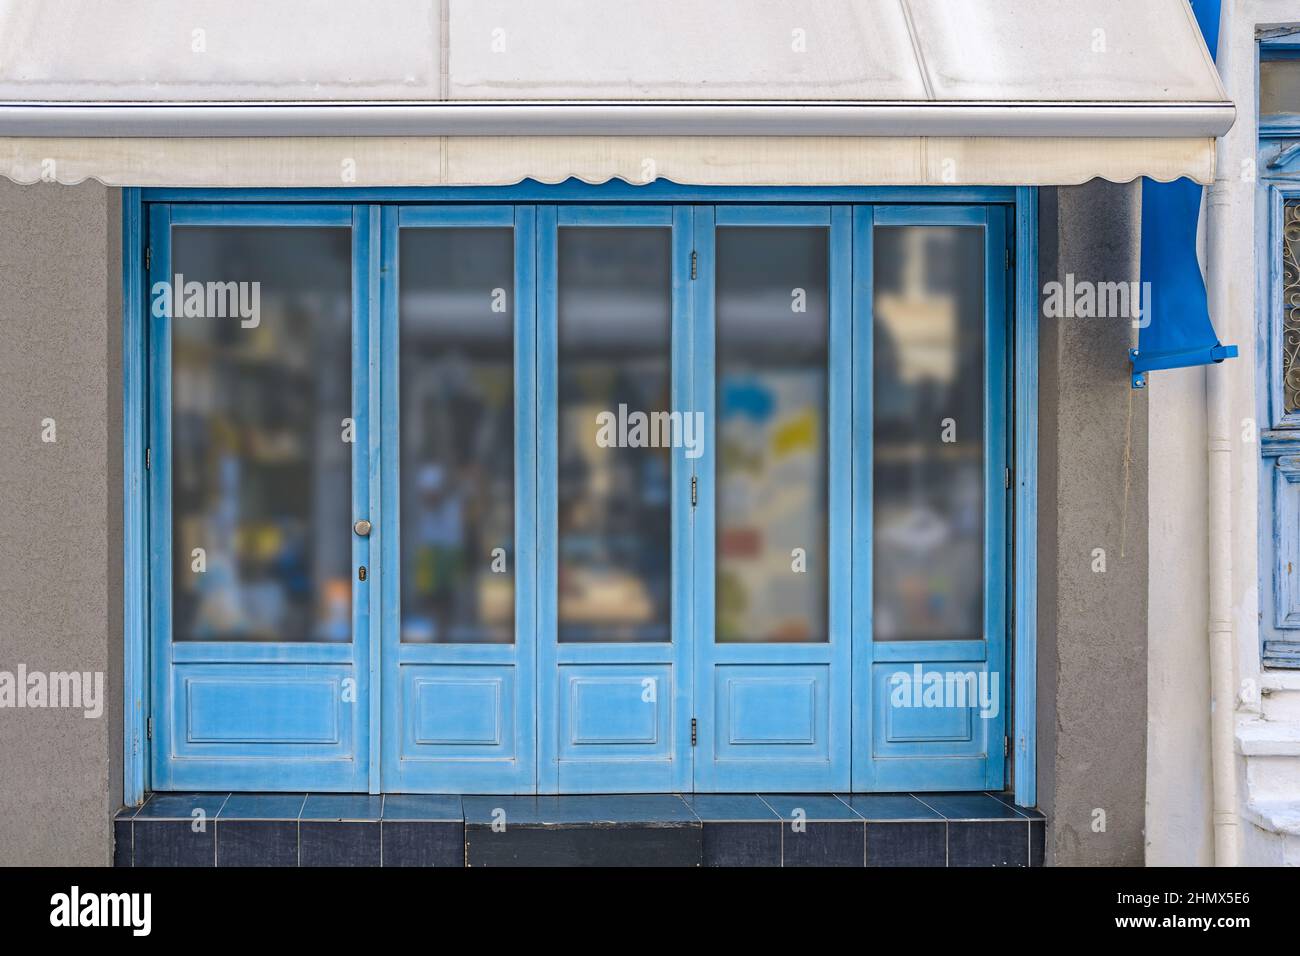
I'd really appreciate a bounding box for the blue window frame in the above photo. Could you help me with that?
[1257,36,1300,669]
[121,183,1040,803]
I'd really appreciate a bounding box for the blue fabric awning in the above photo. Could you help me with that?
[1133,0,1237,386]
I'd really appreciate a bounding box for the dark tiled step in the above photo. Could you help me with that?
[115,791,1044,868]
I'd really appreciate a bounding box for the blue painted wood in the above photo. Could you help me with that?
[556,205,674,226]
[359,204,382,793]
[147,202,370,792]
[166,204,352,226]
[536,204,560,794]
[122,187,148,806]
[714,205,832,226]
[379,205,403,793]
[852,204,1010,793]
[130,185,1036,797]
[692,205,852,792]
[379,206,539,793]
[1256,125,1300,684]
[146,202,173,791]
[170,642,353,664]
[537,204,694,793]
[140,182,1018,204]
[398,205,514,227]
[1013,187,1039,808]
[850,203,876,796]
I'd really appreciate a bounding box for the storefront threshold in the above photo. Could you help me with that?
[114,791,1044,867]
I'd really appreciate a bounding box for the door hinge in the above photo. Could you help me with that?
[691,718,698,747]
[1005,246,1013,271]
[145,247,152,271]
[145,447,151,470]
[690,475,698,506]
[147,716,153,740]
[1003,735,1010,757]
[690,250,698,280]
[1004,466,1011,489]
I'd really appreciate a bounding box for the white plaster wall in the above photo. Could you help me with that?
[1148,0,1300,866]
[1147,365,1213,866]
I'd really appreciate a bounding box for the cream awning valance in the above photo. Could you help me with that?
[0,0,1234,187]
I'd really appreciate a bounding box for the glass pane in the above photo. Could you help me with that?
[400,228,515,644]
[557,227,672,643]
[715,227,829,643]
[1284,202,1300,415]
[873,225,984,642]
[171,226,352,642]
[1261,58,1300,118]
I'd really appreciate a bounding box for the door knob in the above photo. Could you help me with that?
[353,519,372,537]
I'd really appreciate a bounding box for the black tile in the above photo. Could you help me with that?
[948,820,1029,867]
[135,793,229,821]
[466,824,701,867]
[761,795,861,821]
[382,795,462,821]
[866,821,947,867]
[218,794,306,820]
[217,820,298,867]
[300,795,383,821]
[463,794,695,826]
[684,795,779,821]
[382,821,464,867]
[986,791,1045,819]
[701,822,780,867]
[780,822,864,867]
[843,794,942,821]
[133,820,215,867]
[919,793,1025,821]
[113,820,132,868]
[300,821,380,867]
[1029,819,1045,867]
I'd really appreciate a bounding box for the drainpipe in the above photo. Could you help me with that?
[1205,0,1239,867]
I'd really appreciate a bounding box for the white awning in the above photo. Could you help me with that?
[0,0,1233,187]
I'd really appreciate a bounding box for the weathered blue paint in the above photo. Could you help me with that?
[122,187,148,806]
[1257,40,1300,666]
[537,205,694,793]
[124,185,1037,795]
[381,205,539,792]
[692,205,852,792]
[1013,186,1040,808]
[146,203,370,792]
[852,205,1010,793]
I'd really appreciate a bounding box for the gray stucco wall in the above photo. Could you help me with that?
[0,181,122,866]
[1036,181,1149,866]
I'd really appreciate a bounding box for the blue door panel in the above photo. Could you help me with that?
[403,664,514,752]
[714,665,826,751]
[174,664,353,752]
[558,664,673,756]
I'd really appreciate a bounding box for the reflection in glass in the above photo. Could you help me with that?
[557,228,672,643]
[873,225,984,642]
[716,227,829,643]
[1261,59,1300,118]
[171,227,352,642]
[400,229,515,644]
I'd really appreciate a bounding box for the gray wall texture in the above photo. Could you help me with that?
[1036,181,1149,866]
[0,180,122,865]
